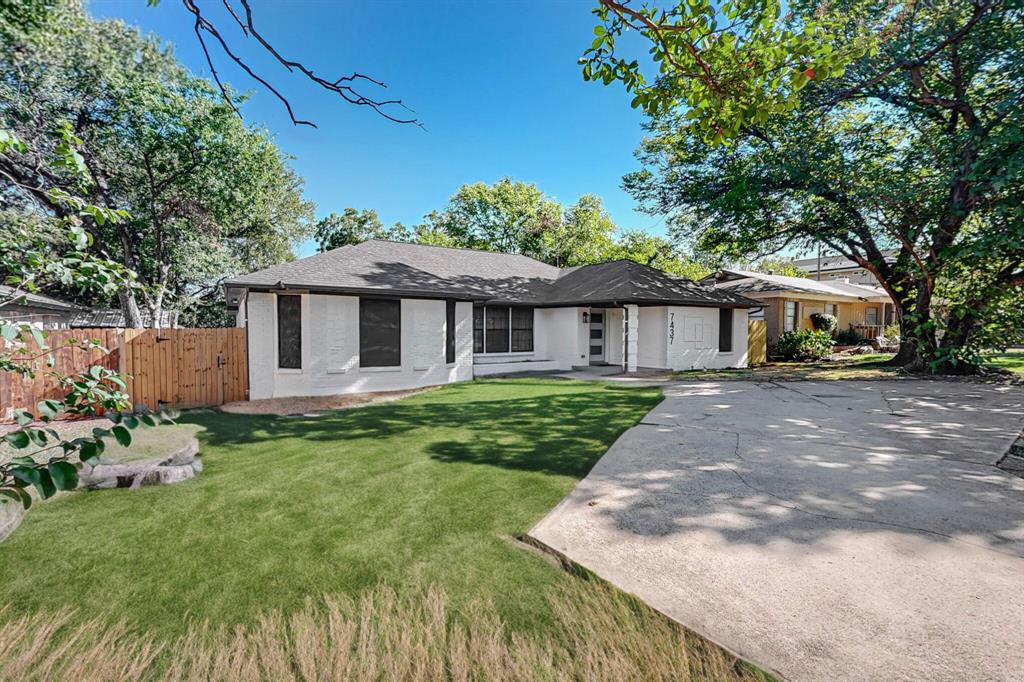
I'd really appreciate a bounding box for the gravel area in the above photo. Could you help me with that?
[219,387,431,416]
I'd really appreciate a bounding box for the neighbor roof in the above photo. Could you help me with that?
[790,250,897,274]
[226,240,757,308]
[68,308,180,329]
[710,269,889,300]
[0,285,81,312]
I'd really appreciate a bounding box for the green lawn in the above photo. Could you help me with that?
[0,379,769,679]
[988,348,1024,374]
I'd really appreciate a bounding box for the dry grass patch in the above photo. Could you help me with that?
[0,583,769,682]
[219,388,430,416]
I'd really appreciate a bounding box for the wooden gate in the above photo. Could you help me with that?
[747,319,767,365]
[1,327,247,421]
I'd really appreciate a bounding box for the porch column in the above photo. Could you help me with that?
[624,304,639,373]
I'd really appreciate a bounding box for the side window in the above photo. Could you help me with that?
[473,306,484,354]
[718,308,733,352]
[511,307,534,352]
[360,298,401,367]
[484,306,510,353]
[446,300,456,363]
[277,295,302,369]
[784,301,798,332]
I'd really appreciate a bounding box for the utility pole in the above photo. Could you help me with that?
[816,243,822,280]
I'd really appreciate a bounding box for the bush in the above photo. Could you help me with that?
[809,312,838,334]
[883,322,901,340]
[773,329,834,361]
[834,326,864,345]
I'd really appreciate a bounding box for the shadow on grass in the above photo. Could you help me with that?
[188,379,663,479]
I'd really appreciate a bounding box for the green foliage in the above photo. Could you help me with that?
[1,0,314,326]
[612,0,1023,372]
[833,326,863,346]
[414,180,710,277]
[772,329,833,361]
[882,322,901,340]
[1,128,173,509]
[315,208,411,252]
[809,313,837,335]
[582,0,875,143]
[745,257,807,278]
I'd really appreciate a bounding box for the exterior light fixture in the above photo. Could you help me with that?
[582,311,589,324]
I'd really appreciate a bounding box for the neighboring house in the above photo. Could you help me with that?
[790,250,897,284]
[0,285,84,328]
[225,240,758,399]
[705,269,894,344]
[68,308,180,329]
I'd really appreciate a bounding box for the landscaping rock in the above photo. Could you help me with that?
[78,437,202,490]
[0,499,26,544]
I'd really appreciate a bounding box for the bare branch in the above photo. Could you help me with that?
[179,0,422,129]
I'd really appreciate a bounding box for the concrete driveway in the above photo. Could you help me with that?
[530,380,1024,681]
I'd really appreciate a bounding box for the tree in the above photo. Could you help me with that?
[314,208,411,252]
[545,194,616,267]
[1,1,313,327]
[744,257,807,278]
[588,0,1023,371]
[431,179,563,260]
[608,230,712,280]
[1,129,170,510]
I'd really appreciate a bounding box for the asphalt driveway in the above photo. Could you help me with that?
[530,380,1024,681]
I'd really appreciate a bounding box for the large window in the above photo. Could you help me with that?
[360,298,401,367]
[824,303,838,317]
[511,307,534,352]
[446,300,456,364]
[484,306,510,353]
[784,301,798,332]
[718,308,733,352]
[865,306,879,326]
[277,295,302,369]
[472,305,534,354]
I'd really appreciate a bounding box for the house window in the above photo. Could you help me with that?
[784,301,798,332]
[865,306,879,326]
[824,303,838,317]
[719,308,733,352]
[511,308,534,352]
[473,306,484,353]
[446,301,457,364]
[360,298,401,367]
[277,295,302,369]
[472,305,535,354]
[484,306,510,353]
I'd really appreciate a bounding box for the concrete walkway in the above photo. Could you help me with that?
[530,380,1024,681]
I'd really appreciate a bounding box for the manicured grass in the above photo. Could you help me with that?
[0,379,769,679]
[988,348,1024,374]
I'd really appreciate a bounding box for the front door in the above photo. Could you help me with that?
[589,311,605,363]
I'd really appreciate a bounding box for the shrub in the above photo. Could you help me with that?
[809,312,838,334]
[833,326,864,345]
[883,322,901,340]
[773,329,834,361]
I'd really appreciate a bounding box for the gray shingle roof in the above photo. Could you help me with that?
[69,308,180,328]
[0,285,81,311]
[226,240,758,308]
[710,269,889,300]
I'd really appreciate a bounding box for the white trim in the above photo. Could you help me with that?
[359,365,402,373]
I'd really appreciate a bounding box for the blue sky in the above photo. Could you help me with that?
[91,1,661,257]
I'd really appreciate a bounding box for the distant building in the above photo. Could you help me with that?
[791,250,898,285]
[0,285,84,328]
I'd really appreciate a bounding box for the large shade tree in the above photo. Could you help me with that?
[585,0,1023,371]
[0,0,313,327]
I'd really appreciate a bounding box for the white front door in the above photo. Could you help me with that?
[589,310,605,363]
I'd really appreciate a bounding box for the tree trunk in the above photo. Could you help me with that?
[118,288,144,328]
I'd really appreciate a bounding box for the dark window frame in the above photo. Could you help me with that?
[473,306,484,354]
[718,308,734,353]
[359,298,402,368]
[446,300,457,364]
[276,294,302,370]
[511,307,534,352]
[484,305,511,353]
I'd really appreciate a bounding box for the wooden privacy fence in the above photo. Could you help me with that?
[747,319,767,365]
[1,328,247,422]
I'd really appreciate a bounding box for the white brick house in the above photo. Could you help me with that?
[225,240,758,399]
